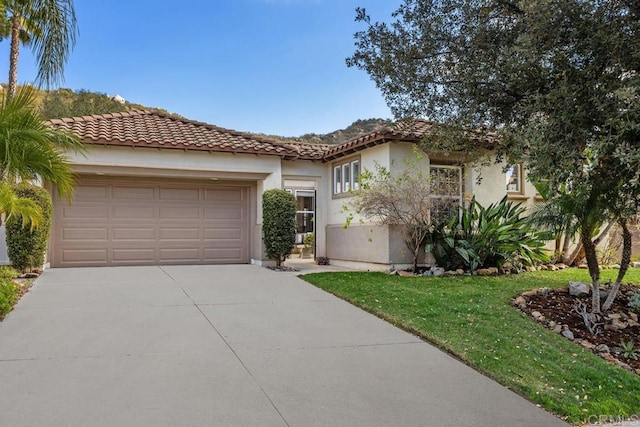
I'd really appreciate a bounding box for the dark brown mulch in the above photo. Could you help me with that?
[521,285,640,373]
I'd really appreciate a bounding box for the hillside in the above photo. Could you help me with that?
[255,118,393,145]
[6,86,390,144]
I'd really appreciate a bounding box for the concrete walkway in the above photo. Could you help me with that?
[0,265,568,426]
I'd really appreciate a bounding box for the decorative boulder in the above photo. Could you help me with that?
[569,281,590,297]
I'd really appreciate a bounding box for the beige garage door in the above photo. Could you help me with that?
[52,177,250,267]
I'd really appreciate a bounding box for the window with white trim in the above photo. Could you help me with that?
[332,156,360,197]
[506,164,523,194]
[429,165,462,224]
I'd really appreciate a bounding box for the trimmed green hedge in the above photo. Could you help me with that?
[6,184,53,272]
[262,189,297,266]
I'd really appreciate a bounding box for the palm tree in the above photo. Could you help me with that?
[0,0,78,98]
[0,86,84,198]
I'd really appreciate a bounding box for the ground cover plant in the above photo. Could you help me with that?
[302,269,640,424]
[0,266,25,320]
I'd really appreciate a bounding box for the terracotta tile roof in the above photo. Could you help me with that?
[47,112,493,163]
[46,110,304,159]
[323,118,496,161]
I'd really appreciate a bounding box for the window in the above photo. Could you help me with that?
[332,157,360,197]
[342,163,351,192]
[506,164,523,193]
[429,165,462,224]
[351,161,360,190]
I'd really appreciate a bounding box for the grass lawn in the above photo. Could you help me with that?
[301,268,640,425]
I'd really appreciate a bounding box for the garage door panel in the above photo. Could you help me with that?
[205,188,245,202]
[113,205,156,219]
[160,187,200,201]
[63,205,109,219]
[53,178,250,267]
[112,248,157,262]
[112,186,155,200]
[203,248,243,261]
[112,228,157,240]
[73,185,108,200]
[159,248,201,261]
[204,228,243,240]
[204,207,244,220]
[159,206,200,220]
[159,228,201,240]
[63,228,109,240]
[62,249,108,263]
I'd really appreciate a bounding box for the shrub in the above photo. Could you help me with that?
[0,276,19,319]
[262,189,297,266]
[426,196,551,271]
[6,183,53,272]
[629,291,640,312]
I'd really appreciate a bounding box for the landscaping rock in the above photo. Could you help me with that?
[398,270,415,277]
[538,265,548,271]
[525,266,537,272]
[553,324,563,334]
[476,268,492,276]
[556,263,568,270]
[431,267,444,277]
[521,290,537,297]
[630,312,638,322]
[611,319,628,330]
[607,313,622,320]
[455,269,465,275]
[443,270,459,276]
[421,270,432,277]
[561,330,575,341]
[531,311,543,320]
[569,281,590,297]
[580,340,596,350]
[632,261,640,268]
[611,264,621,269]
[389,270,399,275]
[547,264,558,271]
[604,323,618,332]
[578,264,588,269]
[514,296,527,309]
[594,344,610,353]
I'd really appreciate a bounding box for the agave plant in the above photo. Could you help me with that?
[426,196,551,271]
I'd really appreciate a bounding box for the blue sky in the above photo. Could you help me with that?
[0,0,400,137]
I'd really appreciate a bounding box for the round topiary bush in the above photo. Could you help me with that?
[6,183,53,272]
[262,189,297,266]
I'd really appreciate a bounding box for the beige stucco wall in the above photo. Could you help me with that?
[468,159,540,210]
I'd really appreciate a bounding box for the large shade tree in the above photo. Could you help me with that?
[347,0,640,313]
[0,0,78,98]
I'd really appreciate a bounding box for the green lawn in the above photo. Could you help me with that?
[301,269,640,425]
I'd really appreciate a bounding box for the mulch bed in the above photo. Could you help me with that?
[516,285,640,374]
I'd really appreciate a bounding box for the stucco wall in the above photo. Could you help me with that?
[469,160,540,210]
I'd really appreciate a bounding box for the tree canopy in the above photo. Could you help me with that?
[348,0,639,312]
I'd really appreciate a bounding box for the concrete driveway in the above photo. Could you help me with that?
[0,265,567,426]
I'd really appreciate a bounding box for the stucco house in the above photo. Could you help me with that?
[33,110,538,270]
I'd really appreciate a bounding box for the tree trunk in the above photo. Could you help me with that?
[563,241,583,266]
[560,231,572,262]
[562,222,612,266]
[581,228,601,313]
[602,219,632,311]
[8,15,21,99]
